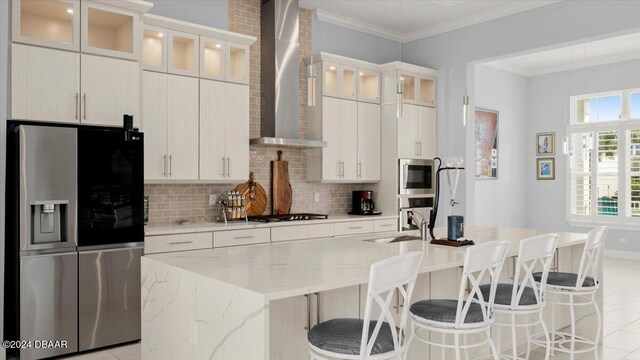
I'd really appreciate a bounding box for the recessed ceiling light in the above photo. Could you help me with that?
[215,44,222,49]
[158,32,164,38]
[400,76,404,80]
[66,8,74,14]
[359,72,364,76]
[329,66,336,70]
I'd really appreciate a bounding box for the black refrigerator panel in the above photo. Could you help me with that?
[78,128,144,247]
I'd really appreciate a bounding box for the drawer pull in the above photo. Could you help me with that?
[348,226,363,230]
[379,224,394,227]
[169,241,193,245]
[234,235,255,240]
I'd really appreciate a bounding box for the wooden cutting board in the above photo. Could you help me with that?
[234,172,267,216]
[271,151,292,215]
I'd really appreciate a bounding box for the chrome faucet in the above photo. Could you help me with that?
[408,211,428,243]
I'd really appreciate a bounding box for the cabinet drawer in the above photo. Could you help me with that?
[334,221,373,236]
[374,218,397,232]
[214,228,270,248]
[145,233,212,254]
[271,224,334,243]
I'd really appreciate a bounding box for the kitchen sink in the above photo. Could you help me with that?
[364,235,422,244]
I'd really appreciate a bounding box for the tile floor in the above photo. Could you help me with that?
[63,256,640,360]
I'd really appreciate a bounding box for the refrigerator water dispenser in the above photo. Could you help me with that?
[30,200,69,244]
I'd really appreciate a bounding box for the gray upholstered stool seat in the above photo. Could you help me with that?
[410,299,484,324]
[477,283,539,306]
[307,318,395,356]
[533,271,596,288]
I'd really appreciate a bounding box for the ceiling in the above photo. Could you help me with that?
[299,0,557,43]
[483,32,640,77]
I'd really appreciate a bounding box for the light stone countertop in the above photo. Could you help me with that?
[144,214,399,236]
[144,226,588,301]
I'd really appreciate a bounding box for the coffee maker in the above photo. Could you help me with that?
[350,191,381,215]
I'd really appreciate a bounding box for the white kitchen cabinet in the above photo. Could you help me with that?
[12,0,80,51]
[316,97,358,180]
[357,69,380,103]
[322,62,357,100]
[418,76,436,107]
[199,79,250,182]
[397,104,436,160]
[167,75,199,180]
[142,72,198,181]
[318,286,360,322]
[168,30,198,77]
[145,232,212,254]
[226,43,249,84]
[142,71,168,180]
[334,220,373,236]
[400,72,417,104]
[142,25,167,72]
[357,102,381,181]
[213,228,270,248]
[271,223,334,242]
[200,36,225,81]
[81,1,139,61]
[270,295,310,360]
[11,44,80,123]
[80,54,140,127]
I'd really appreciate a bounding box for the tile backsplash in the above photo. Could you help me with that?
[145,3,375,226]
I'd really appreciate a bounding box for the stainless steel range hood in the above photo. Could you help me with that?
[250,0,326,149]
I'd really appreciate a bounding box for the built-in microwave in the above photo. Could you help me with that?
[398,159,435,195]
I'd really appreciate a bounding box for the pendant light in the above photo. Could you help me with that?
[307,56,317,107]
[462,1,469,127]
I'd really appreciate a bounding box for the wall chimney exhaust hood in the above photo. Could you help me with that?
[250,0,326,149]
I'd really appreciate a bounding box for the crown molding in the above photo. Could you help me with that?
[312,1,559,44]
[314,9,403,42]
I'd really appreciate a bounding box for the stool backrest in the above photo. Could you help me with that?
[511,233,559,309]
[361,251,423,359]
[456,241,508,328]
[575,226,607,289]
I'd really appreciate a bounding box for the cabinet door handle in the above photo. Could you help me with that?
[168,155,172,177]
[358,161,362,177]
[415,142,419,157]
[82,93,87,120]
[341,161,345,177]
[227,157,231,177]
[169,241,193,245]
[222,157,226,176]
[315,292,320,324]
[75,93,79,120]
[337,161,341,177]
[305,294,311,330]
[380,224,394,227]
[233,235,254,240]
[163,155,167,176]
[419,142,422,157]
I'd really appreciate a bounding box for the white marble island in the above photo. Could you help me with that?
[141,226,594,360]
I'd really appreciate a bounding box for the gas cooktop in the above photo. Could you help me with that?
[248,213,329,223]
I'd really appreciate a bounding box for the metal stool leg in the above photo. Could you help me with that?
[487,328,500,360]
[455,333,461,360]
[511,313,518,360]
[550,300,556,357]
[539,312,551,360]
[594,297,602,359]
[569,294,576,360]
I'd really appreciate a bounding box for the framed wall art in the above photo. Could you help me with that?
[536,158,555,180]
[475,108,498,179]
[537,132,555,155]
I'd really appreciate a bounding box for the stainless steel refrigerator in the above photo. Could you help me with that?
[5,124,144,359]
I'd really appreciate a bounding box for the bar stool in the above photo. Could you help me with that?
[531,226,607,360]
[479,233,558,360]
[406,241,509,360]
[308,251,423,360]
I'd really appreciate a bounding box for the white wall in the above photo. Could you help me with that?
[526,59,640,251]
[147,0,228,29]
[312,13,401,64]
[474,65,528,228]
[401,0,640,226]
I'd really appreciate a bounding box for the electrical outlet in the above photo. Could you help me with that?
[189,321,198,345]
[620,238,628,244]
[209,194,217,206]
[314,192,320,202]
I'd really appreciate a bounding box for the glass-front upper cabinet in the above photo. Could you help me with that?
[200,37,225,80]
[418,76,435,107]
[81,1,139,60]
[357,69,380,103]
[400,72,416,104]
[142,25,166,71]
[12,0,80,51]
[168,31,199,77]
[226,43,249,84]
[322,62,357,100]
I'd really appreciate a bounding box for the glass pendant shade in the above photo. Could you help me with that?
[307,63,317,107]
[396,82,404,119]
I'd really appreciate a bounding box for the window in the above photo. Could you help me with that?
[568,89,640,227]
